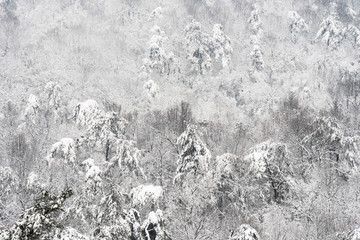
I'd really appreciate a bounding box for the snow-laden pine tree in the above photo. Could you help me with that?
[212,24,233,71]
[0,189,73,240]
[174,124,211,183]
[185,20,213,75]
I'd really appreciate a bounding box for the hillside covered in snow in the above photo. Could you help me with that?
[1,0,360,239]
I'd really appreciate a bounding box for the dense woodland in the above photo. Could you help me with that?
[1,0,360,239]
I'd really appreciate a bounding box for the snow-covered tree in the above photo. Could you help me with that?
[130,184,163,207]
[24,94,40,124]
[0,188,73,240]
[288,11,308,41]
[250,45,264,71]
[73,99,102,127]
[54,227,89,240]
[174,124,211,183]
[303,117,360,178]
[107,139,146,179]
[143,26,174,75]
[316,3,347,50]
[44,81,62,121]
[244,140,293,202]
[148,7,163,21]
[230,224,260,240]
[347,25,360,48]
[143,79,159,98]
[248,4,263,36]
[81,159,102,192]
[46,138,76,165]
[77,111,128,153]
[212,24,233,70]
[185,20,213,75]
[141,209,169,240]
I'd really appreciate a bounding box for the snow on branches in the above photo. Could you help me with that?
[230,224,260,240]
[185,20,233,74]
[250,45,264,71]
[73,99,102,127]
[44,81,62,120]
[248,4,263,36]
[212,24,233,70]
[46,138,76,165]
[245,140,293,202]
[174,125,211,183]
[81,159,102,191]
[142,25,174,75]
[288,11,308,39]
[142,209,166,240]
[107,139,146,179]
[143,79,159,98]
[24,94,40,123]
[130,184,163,206]
[0,166,19,196]
[303,117,360,176]
[0,189,73,240]
[316,3,346,50]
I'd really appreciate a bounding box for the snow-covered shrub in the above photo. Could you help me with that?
[46,138,76,165]
[303,117,360,178]
[215,153,237,181]
[230,224,260,240]
[143,79,159,98]
[130,184,163,206]
[174,124,211,182]
[212,24,233,70]
[24,94,40,123]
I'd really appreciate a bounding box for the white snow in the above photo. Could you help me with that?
[130,184,163,206]
[47,138,76,165]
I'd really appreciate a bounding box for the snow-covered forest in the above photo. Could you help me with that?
[1,0,360,239]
